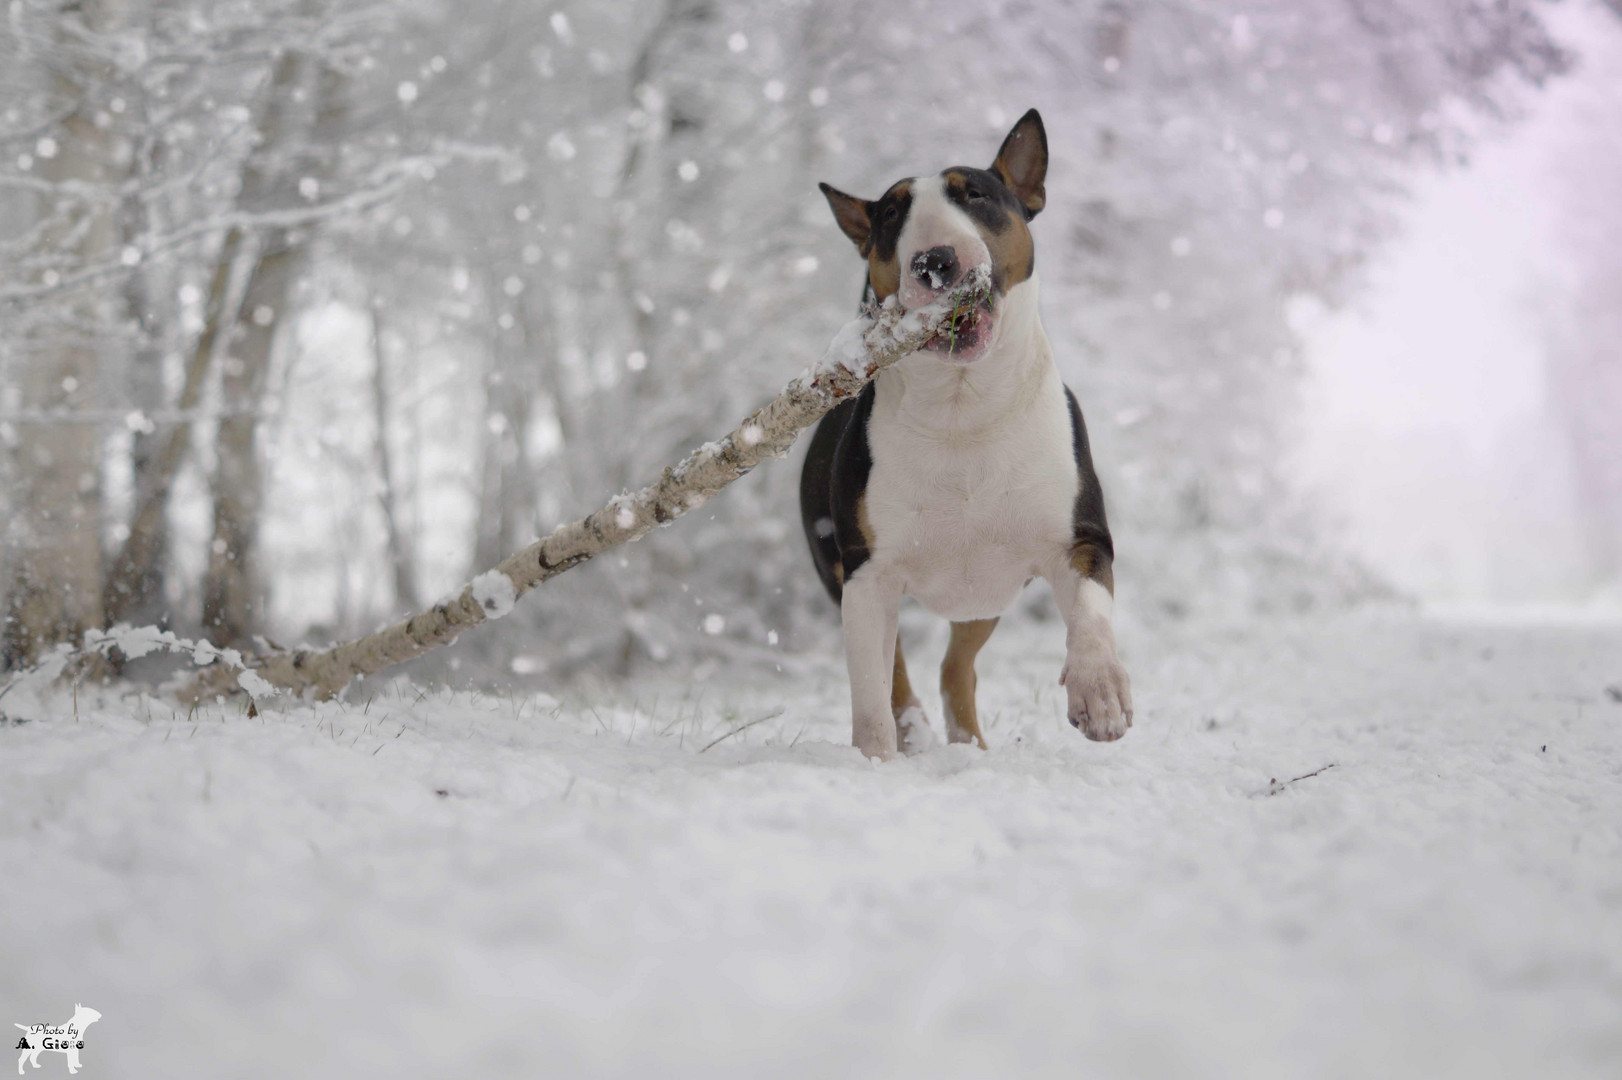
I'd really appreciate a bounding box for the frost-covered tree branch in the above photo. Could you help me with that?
[0,182,400,305]
[0,143,520,306]
[180,268,990,702]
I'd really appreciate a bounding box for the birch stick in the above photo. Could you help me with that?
[181,267,992,702]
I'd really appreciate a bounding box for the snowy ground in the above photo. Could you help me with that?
[2,609,1620,1079]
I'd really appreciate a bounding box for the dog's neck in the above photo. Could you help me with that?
[876,273,1053,441]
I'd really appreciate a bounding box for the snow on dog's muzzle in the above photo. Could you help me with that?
[911,256,995,361]
[911,245,961,292]
[911,246,995,359]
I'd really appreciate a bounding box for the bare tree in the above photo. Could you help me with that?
[470,273,541,576]
[369,301,420,609]
[2,0,129,667]
[111,94,178,627]
[203,54,342,646]
[105,235,251,625]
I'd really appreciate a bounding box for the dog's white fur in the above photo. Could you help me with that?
[895,176,993,316]
[863,275,1068,624]
[840,177,1130,759]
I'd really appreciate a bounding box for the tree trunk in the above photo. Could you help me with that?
[111,131,175,627]
[472,329,540,575]
[181,269,988,701]
[370,303,419,610]
[202,232,291,645]
[201,51,335,646]
[105,230,251,624]
[2,3,125,667]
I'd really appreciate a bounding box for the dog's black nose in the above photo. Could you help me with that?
[911,246,960,290]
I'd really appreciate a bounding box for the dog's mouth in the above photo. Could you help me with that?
[925,296,996,360]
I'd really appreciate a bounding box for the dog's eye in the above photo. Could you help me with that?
[882,204,900,223]
[964,186,988,202]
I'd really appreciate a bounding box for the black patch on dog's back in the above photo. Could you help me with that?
[801,398,853,602]
[1064,385,1113,560]
[831,383,878,579]
[799,384,877,603]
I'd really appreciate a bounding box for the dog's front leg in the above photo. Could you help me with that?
[841,568,903,760]
[1045,554,1133,742]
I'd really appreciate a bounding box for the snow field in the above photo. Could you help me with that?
[2,610,1619,1078]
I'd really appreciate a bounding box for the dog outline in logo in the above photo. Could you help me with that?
[14,1004,99,1075]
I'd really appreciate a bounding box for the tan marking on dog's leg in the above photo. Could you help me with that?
[1069,542,1115,596]
[891,633,918,715]
[941,617,998,750]
[892,631,937,754]
[856,492,876,549]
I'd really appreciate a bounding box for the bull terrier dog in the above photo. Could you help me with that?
[800,109,1132,760]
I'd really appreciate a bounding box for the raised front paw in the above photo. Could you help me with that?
[1060,649,1133,742]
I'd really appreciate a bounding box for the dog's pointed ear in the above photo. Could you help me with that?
[820,182,873,254]
[992,108,1048,219]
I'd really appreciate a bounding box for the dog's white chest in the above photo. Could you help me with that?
[864,373,1078,622]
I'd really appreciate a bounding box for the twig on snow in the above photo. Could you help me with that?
[1259,763,1338,797]
[699,708,786,753]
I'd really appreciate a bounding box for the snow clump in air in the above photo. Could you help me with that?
[471,570,519,620]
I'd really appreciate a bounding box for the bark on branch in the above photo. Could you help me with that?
[180,268,991,702]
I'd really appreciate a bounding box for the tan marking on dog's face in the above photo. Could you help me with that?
[940,169,1035,294]
[867,253,901,302]
[1069,543,1116,596]
[864,179,911,302]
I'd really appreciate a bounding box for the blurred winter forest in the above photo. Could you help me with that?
[1,0,1614,678]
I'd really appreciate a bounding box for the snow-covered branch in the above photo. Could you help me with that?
[0,404,273,425]
[0,184,401,304]
[180,268,991,702]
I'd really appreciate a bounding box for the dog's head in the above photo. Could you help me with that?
[820,109,1047,363]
